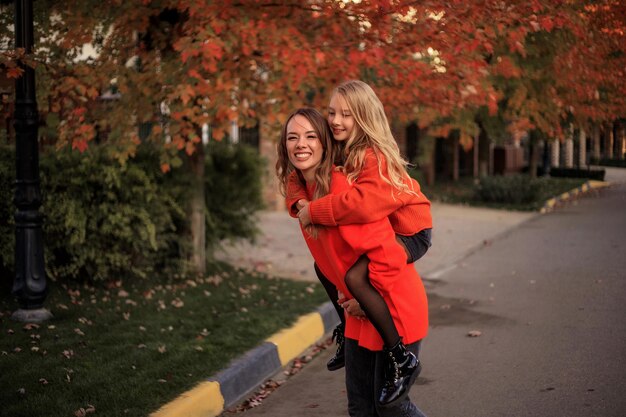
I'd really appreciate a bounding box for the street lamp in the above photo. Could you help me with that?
[11,0,52,322]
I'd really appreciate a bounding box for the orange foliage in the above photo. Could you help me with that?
[0,0,623,155]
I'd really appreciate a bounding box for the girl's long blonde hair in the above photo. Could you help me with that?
[276,107,338,202]
[334,80,416,196]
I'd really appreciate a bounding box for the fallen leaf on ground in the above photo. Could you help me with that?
[467,330,482,337]
[74,328,85,336]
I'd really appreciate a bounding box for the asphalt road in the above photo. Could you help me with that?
[226,181,626,417]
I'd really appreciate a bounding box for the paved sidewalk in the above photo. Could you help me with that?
[214,203,535,282]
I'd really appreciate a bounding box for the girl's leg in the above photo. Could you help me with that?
[344,256,400,348]
[397,228,432,264]
[375,341,428,417]
[314,262,345,371]
[344,256,420,406]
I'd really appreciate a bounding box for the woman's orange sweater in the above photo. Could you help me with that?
[300,170,429,351]
[287,148,432,236]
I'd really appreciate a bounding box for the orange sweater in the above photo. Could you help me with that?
[286,148,432,236]
[300,170,429,351]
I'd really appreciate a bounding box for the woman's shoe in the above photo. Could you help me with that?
[327,323,345,371]
[378,340,421,405]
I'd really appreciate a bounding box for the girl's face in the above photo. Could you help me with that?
[286,114,324,182]
[327,93,355,142]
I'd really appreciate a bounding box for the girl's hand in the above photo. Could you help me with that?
[298,202,312,227]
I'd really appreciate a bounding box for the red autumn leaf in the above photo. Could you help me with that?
[6,66,24,79]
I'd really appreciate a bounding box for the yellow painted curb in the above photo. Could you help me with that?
[588,180,610,189]
[267,312,324,366]
[150,381,224,417]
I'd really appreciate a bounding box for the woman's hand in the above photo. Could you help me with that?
[338,293,366,318]
[296,199,308,211]
[297,202,312,227]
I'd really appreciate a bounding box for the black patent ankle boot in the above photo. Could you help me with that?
[326,323,345,371]
[378,340,421,405]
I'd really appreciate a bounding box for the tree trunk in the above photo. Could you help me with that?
[592,125,601,160]
[478,125,491,177]
[188,146,206,275]
[452,132,459,181]
[528,130,539,178]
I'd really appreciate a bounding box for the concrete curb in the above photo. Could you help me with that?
[539,179,610,214]
[150,302,340,417]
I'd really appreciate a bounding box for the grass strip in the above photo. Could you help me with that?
[0,262,327,417]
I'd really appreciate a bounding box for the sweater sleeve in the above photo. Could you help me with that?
[285,171,309,218]
[308,150,406,226]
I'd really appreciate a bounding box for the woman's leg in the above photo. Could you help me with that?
[345,338,378,417]
[314,262,346,371]
[346,338,427,417]
[314,263,344,322]
[344,256,400,348]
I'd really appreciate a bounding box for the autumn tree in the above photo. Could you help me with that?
[1,0,624,273]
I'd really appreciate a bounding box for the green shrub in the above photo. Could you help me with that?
[0,142,265,284]
[40,145,187,282]
[589,157,626,168]
[204,142,265,249]
[474,174,541,204]
[549,167,605,181]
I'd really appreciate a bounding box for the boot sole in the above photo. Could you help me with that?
[327,362,345,371]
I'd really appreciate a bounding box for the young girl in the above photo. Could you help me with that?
[286,80,432,386]
[277,107,429,415]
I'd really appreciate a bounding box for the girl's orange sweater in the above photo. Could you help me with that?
[300,170,429,351]
[286,148,432,236]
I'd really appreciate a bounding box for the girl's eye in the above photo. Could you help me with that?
[287,136,297,141]
[307,135,318,140]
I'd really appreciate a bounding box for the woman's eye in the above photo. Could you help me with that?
[287,136,297,141]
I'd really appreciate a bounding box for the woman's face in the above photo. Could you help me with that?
[327,93,355,142]
[286,114,324,182]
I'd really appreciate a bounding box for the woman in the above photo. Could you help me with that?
[276,108,429,416]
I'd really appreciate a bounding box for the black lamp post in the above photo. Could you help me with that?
[11,0,52,322]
